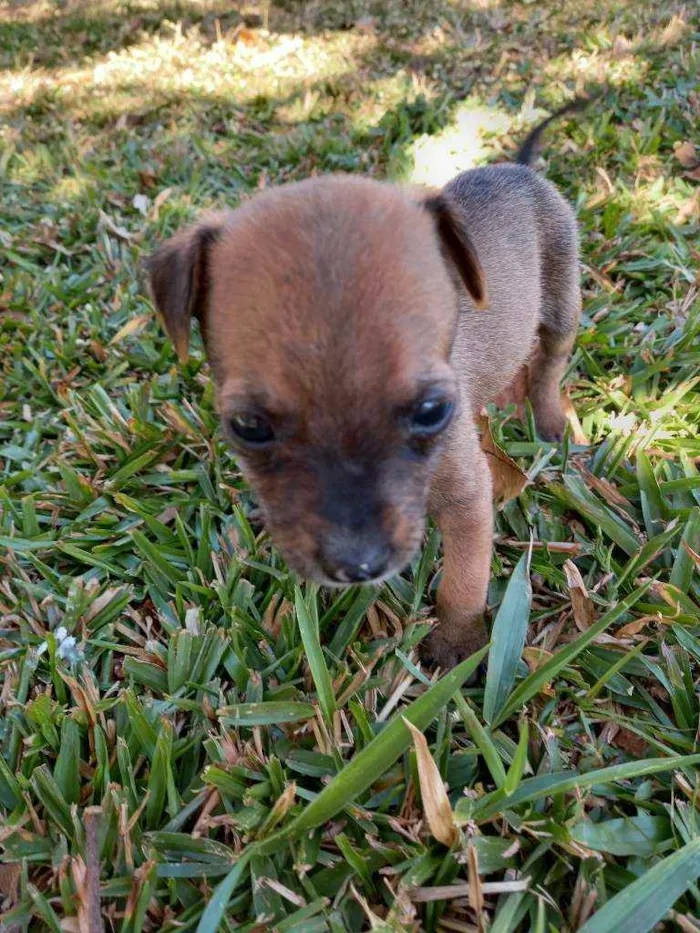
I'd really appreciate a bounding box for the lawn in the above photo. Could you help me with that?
[1,0,699,930]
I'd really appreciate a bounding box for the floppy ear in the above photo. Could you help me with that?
[424,194,488,310]
[147,219,222,361]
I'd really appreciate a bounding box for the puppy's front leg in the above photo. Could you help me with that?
[424,439,493,668]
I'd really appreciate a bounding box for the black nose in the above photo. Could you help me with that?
[321,539,391,583]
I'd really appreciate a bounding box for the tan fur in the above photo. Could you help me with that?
[147,166,581,668]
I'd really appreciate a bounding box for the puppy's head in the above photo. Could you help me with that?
[148,176,485,585]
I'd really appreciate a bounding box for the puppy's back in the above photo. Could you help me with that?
[444,163,579,409]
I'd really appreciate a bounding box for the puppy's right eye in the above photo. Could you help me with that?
[229,412,275,447]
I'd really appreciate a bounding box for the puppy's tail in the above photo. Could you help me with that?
[515,96,591,166]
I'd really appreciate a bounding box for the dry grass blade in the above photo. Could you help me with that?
[564,558,596,630]
[478,414,528,505]
[403,717,457,847]
[410,878,530,901]
[84,808,104,933]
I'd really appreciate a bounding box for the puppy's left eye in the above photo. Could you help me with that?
[408,396,454,436]
[229,412,275,447]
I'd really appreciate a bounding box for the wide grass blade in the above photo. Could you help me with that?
[255,644,489,855]
[579,836,700,933]
[294,585,337,723]
[492,580,651,727]
[195,849,254,933]
[483,548,532,724]
[457,753,700,821]
[218,701,316,726]
[570,814,672,856]
[453,692,506,788]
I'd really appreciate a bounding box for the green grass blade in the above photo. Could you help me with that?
[503,718,529,796]
[636,448,667,537]
[218,701,316,726]
[453,691,506,788]
[483,548,532,724]
[459,753,700,821]
[670,507,700,592]
[294,585,337,723]
[195,849,254,933]
[255,644,489,855]
[570,814,672,857]
[492,580,652,727]
[579,836,700,933]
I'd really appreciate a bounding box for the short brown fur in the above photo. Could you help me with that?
[147,155,581,668]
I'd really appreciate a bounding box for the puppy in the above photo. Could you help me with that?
[147,106,582,668]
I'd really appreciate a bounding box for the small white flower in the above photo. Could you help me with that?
[57,635,81,664]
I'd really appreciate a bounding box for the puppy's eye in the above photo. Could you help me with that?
[408,396,454,436]
[229,412,275,447]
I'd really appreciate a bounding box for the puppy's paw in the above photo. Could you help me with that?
[534,405,567,443]
[421,614,488,674]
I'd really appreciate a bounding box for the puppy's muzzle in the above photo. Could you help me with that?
[318,529,392,584]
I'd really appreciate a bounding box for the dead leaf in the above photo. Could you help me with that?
[492,362,529,414]
[522,646,554,671]
[674,192,699,226]
[564,559,596,631]
[98,210,133,241]
[580,469,633,510]
[108,313,152,346]
[659,13,689,46]
[0,861,20,904]
[155,505,179,525]
[611,727,647,757]
[254,783,296,838]
[83,587,125,623]
[236,27,259,46]
[403,718,457,846]
[674,141,698,169]
[153,187,173,219]
[466,843,485,923]
[478,414,528,506]
[560,390,588,445]
[615,614,661,638]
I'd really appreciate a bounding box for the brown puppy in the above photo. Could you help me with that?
[147,111,581,668]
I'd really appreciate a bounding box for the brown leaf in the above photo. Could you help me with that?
[674,141,698,169]
[564,559,596,631]
[467,843,485,927]
[152,187,173,219]
[522,646,554,671]
[98,210,133,241]
[580,468,633,510]
[611,727,647,757]
[492,362,529,413]
[236,27,259,45]
[674,192,700,226]
[478,414,528,506]
[560,390,589,445]
[0,862,20,904]
[109,313,152,346]
[84,807,104,933]
[403,718,457,846]
[616,615,659,638]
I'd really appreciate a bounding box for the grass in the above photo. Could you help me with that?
[1,0,699,930]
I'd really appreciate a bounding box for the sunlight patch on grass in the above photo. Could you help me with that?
[407,100,510,186]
